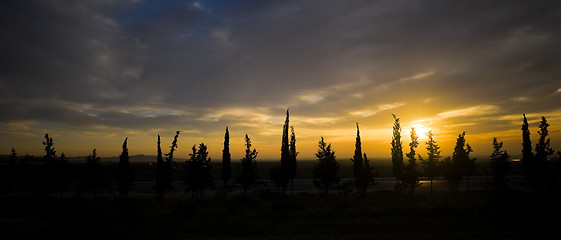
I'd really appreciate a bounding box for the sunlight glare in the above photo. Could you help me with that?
[412,124,430,140]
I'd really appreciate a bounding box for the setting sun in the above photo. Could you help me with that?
[413,125,431,140]
[405,124,431,141]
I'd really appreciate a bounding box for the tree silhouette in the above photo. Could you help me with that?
[288,126,298,194]
[238,134,258,196]
[464,143,476,192]
[117,137,133,199]
[83,149,104,198]
[165,131,180,188]
[55,152,72,198]
[352,123,363,184]
[420,130,441,196]
[9,147,17,165]
[279,109,290,192]
[156,135,165,200]
[43,134,56,166]
[391,114,405,191]
[521,114,536,191]
[221,127,231,194]
[535,116,555,191]
[184,143,214,201]
[402,127,421,198]
[42,133,58,195]
[352,123,375,196]
[443,132,470,195]
[156,131,179,201]
[313,137,339,196]
[490,137,511,194]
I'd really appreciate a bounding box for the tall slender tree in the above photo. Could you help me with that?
[221,127,232,194]
[521,114,535,190]
[43,134,56,165]
[535,117,554,162]
[156,135,165,200]
[402,127,421,198]
[280,109,290,192]
[84,149,103,198]
[313,137,339,196]
[464,143,476,191]
[421,130,441,196]
[490,137,511,194]
[238,134,258,196]
[9,147,17,165]
[117,137,133,199]
[184,143,213,201]
[352,123,374,196]
[444,132,469,194]
[42,134,58,195]
[535,116,555,191]
[288,126,298,193]
[352,123,364,181]
[391,114,405,191]
[165,131,180,189]
[156,131,180,201]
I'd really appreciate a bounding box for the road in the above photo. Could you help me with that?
[120,176,529,195]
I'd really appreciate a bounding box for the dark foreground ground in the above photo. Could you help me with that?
[1,189,560,240]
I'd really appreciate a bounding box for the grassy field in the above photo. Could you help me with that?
[1,189,559,239]
[1,156,546,239]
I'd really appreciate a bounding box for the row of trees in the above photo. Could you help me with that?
[0,134,114,198]
[1,113,560,200]
[387,113,561,198]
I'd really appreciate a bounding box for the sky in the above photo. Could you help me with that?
[1,0,561,161]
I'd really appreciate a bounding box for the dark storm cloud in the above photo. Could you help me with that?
[1,0,560,134]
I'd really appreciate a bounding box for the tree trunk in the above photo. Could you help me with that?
[291,179,294,195]
[430,179,433,196]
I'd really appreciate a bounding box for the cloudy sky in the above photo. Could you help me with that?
[1,0,560,160]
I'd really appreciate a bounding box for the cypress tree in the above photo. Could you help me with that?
[464,143,476,191]
[352,123,363,180]
[535,116,555,191]
[288,126,297,193]
[403,127,421,198]
[84,149,103,198]
[391,114,405,191]
[280,109,290,192]
[521,114,535,191]
[42,134,57,195]
[352,123,375,196]
[490,137,511,194]
[313,137,339,196]
[9,147,17,165]
[155,131,179,201]
[238,134,258,196]
[535,117,554,162]
[117,137,133,199]
[444,132,470,194]
[165,131,180,189]
[184,143,213,201]
[221,127,231,194]
[156,135,165,200]
[421,130,441,196]
[42,134,56,165]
